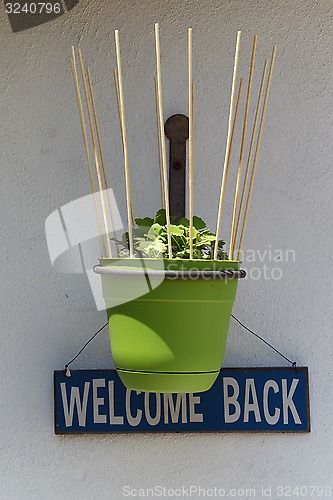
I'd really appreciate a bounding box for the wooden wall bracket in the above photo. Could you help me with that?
[164,114,189,220]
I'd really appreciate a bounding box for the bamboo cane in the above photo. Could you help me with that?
[229,35,257,259]
[188,27,194,259]
[113,67,135,227]
[154,78,165,209]
[212,77,243,258]
[113,68,123,146]
[114,30,135,257]
[70,48,105,257]
[237,47,276,260]
[86,66,118,255]
[154,22,172,258]
[214,30,242,260]
[233,59,268,256]
[77,48,112,258]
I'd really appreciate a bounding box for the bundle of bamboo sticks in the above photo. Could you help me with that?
[216,34,277,261]
[71,25,276,262]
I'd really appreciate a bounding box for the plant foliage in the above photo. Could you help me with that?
[113,209,228,260]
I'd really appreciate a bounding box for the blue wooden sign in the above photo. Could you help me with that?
[54,367,310,434]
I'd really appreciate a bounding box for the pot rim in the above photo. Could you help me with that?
[94,265,246,280]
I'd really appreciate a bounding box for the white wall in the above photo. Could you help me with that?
[1,0,332,498]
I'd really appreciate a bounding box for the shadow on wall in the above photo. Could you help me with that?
[5,0,79,32]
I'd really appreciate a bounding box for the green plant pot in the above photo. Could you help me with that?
[97,258,243,393]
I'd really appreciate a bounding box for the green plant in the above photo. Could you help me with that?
[114,209,228,260]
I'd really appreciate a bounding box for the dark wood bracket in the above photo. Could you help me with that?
[164,114,189,221]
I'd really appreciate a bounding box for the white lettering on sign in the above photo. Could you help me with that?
[59,375,303,429]
[93,379,107,424]
[244,378,261,423]
[223,377,241,423]
[126,390,142,426]
[189,394,204,423]
[164,394,187,424]
[282,379,301,424]
[60,383,205,428]
[263,380,280,425]
[108,381,124,425]
[60,381,90,427]
[144,393,161,426]
[223,377,302,425]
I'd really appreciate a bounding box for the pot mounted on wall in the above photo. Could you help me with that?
[94,258,245,393]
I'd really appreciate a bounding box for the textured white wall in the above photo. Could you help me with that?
[1,0,332,498]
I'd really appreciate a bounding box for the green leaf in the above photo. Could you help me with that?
[217,249,228,260]
[121,232,129,248]
[135,217,154,227]
[141,239,166,257]
[170,224,184,236]
[148,223,163,238]
[110,236,123,244]
[178,217,190,227]
[190,227,198,238]
[154,208,166,225]
[193,216,206,230]
[133,226,148,238]
[200,234,216,242]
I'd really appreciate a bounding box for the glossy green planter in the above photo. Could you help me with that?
[97,258,242,393]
